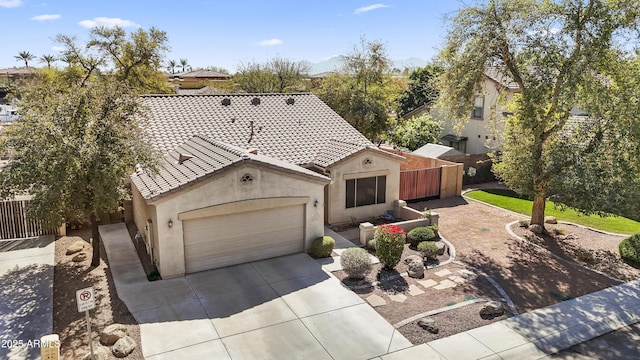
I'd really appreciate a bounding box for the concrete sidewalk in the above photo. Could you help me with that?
[378,278,640,359]
[99,224,410,360]
[0,236,55,360]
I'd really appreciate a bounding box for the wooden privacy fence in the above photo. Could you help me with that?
[399,167,442,201]
[0,200,59,240]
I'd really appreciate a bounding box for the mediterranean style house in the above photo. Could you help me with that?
[130,93,404,277]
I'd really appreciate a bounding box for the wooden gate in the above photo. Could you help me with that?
[399,167,441,201]
[0,200,59,240]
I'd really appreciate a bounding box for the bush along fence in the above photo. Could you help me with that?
[359,200,439,245]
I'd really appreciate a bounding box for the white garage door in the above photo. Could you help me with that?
[183,205,304,273]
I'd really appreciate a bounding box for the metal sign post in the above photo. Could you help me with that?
[76,287,96,360]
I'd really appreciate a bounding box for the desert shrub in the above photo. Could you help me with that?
[310,236,335,258]
[340,247,372,279]
[619,234,640,264]
[367,238,377,250]
[407,227,436,247]
[518,220,530,228]
[418,241,439,260]
[375,224,406,269]
[428,224,439,234]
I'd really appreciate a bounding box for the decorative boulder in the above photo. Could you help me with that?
[435,241,446,256]
[112,335,136,358]
[83,346,110,360]
[403,255,423,265]
[545,216,558,224]
[529,224,544,234]
[404,255,424,278]
[417,317,439,334]
[479,301,505,319]
[72,252,88,262]
[100,323,128,346]
[66,240,85,255]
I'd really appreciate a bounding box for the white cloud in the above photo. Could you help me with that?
[257,38,283,47]
[31,14,61,21]
[51,46,65,53]
[0,0,22,8]
[353,3,389,15]
[78,17,140,29]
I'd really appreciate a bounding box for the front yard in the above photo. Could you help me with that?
[332,193,637,347]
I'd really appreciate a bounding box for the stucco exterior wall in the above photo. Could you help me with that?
[147,163,326,278]
[440,78,512,154]
[326,150,402,225]
[131,181,158,264]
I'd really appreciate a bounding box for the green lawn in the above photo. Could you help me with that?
[465,189,640,235]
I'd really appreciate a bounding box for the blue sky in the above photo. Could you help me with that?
[1,0,461,72]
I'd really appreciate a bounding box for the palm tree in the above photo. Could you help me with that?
[39,54,57,68]
[179,58,189,72]
[167,59,177,74]
[15,51,35,68]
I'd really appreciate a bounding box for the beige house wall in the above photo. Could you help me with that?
[440,78,512,154]
[144,163,327,278]
[325,150,402,225]
[131,181,159,265]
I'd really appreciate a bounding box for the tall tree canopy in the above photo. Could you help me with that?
[15,51,35,67]
[438,0,640,228]
[386,114,442,151]
[397,64,443,117]
[0,26,165,265]
[314,36,403,140]
[234,57,309,93]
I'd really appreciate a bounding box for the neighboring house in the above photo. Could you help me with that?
[169,69,232,91]
[0,104,19,123]
[130,93,404,277]
[439,67,520,154]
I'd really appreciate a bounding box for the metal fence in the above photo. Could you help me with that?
[0,200,59,240]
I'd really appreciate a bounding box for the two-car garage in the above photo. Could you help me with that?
[182,204,305,273]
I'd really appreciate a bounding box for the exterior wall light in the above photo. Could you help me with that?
[314,200,319,208]
[168,219,173,228]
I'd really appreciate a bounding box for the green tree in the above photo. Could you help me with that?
[397,64,443,117]
[0,27,164,266]
[179,58,189,72]
[234,57,308,93]
[387,114,441,151]
[438,0,640,229]
[38,54,57,68]
[167,59,177,74]
[15,51,35,67]
[314,36,402,140]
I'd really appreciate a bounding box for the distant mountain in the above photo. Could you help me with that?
[306,56,427,75]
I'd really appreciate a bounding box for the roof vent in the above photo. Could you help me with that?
[178,153,194,165]
[251,97,261,106]
[247,148,258,155]
[286,97,295,105]
[221,98,231,106]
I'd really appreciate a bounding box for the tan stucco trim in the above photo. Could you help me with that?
[178,196,310,221]
[343,169,390,180]
[325,147,405,170]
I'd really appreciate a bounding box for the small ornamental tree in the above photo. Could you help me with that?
[375,224,406,269]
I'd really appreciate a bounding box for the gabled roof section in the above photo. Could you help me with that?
[172,69,231,79]
[131,135,329,201]
[313,139,405,169]
[412,143,465,159]
[140,93,372,166]
[484,67,520,90]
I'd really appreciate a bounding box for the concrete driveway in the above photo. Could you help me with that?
[0,236,55,360]
[100,224,411,360]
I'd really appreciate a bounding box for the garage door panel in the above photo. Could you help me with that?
[183,205,305,273]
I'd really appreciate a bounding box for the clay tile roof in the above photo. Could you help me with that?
[484,67,520,90]
[313,139,367,168]
[132,135,329,200]
[139,93,372,166]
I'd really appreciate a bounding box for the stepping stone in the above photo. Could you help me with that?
[388,293,408,303]
[366,294,387,307]
[457,269,478,279]
[434,269,453,277]
[408,284,425,296]
[433,279,457,290]
[418,279,438,288]
[449,276,466,284]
